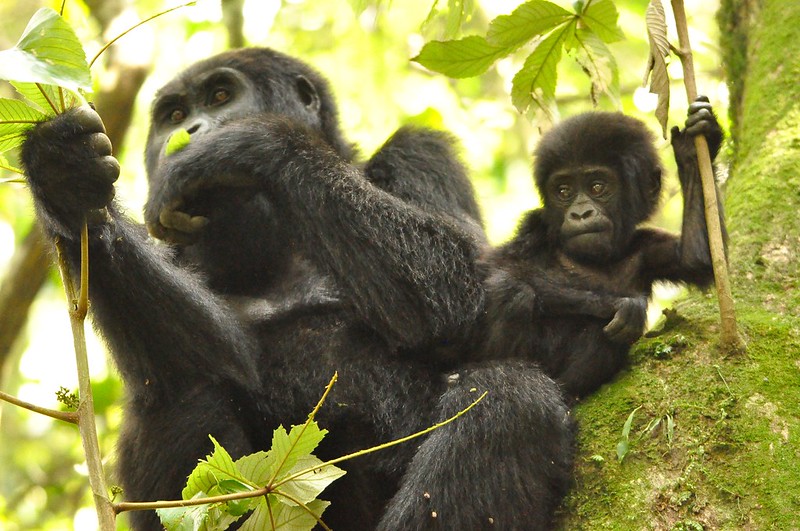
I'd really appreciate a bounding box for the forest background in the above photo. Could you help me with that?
[0,0,797,529]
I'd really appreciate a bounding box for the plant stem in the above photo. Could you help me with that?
[670,0,746,354]
[54,222,115,529]
[0,390,78,423]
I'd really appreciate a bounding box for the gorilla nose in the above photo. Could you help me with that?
[570,208,595,220]
[185,118,210,135]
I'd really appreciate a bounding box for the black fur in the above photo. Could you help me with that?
[471,100,726,400]
[21,47,574,529]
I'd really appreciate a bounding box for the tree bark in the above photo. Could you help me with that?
[560,0,800,527]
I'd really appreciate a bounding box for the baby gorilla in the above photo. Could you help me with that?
[472,99,725,400]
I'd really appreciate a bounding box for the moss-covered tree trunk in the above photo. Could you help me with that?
[560,0,800,528]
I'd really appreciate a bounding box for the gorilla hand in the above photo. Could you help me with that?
[603,296,647,344]
[21,105,120,239]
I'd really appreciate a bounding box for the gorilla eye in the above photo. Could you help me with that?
[590,182,607,196]
[169,108,187,124]
[211,88,231,105]
[557,185,573,200]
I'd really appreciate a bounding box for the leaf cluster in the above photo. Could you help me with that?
[413,0,625,119]
[0,8,90,175]
[158,421,345,531]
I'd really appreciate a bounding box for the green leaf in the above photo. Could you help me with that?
[444,0,475,38]
[413,36,513,78]
[617,405,642,462]
[270,421,328,482]
[579,0,625,43]
[10,81,82,115]
[487,0,573,48]
[565,29,620,106]
[0,98,48,154]
[277,456,346,506]
[165,128,192,155]
[240,497,330,531]
[666,413,675,445]
[183,436,250,499]
[157,492,210,531]
[0,8,92,93]
[236,450,277,486]
[511,21,574,114]
[0,152,24,177]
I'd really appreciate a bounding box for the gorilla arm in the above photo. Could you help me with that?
[642,97,726,287]
[21,106,262,404]
[146,115,485,350]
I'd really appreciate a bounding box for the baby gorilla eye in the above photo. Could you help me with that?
[557,185,573,201]
[211,88,231,105]
[590,181,607,196]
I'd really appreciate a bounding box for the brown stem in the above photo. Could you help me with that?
[54,224,116,529]
[0,390,78,424]
[670,0,746,354]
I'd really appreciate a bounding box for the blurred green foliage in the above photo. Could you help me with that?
[0,0,723,528]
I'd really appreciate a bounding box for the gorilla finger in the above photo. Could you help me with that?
[159,207,209,234]
[84,156,121,185]
[686,103,714,121]
[686,108,713,128]
[603,316,623,337]
[87,132,114,157]
[72,105,107,134]
[694,94,710,103]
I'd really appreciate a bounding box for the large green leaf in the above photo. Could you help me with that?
[413,35,512,78]
[511,21,575,114]
[182,436,249,499]
[239,497,329,531]
[444,0,475,38]
[236,450,277,486]
[0,8,92,93]
[0,153,24,176]
[487,0,573,48]
[0,98,48,154]
[10,81,82,116]
[580,0,625,43]
[269,422,328,482]
[277,456,346,506]
[565,29,620,106]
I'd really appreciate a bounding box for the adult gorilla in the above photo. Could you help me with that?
[21,48,574,530]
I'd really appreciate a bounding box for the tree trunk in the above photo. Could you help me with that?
[560,0,800,528]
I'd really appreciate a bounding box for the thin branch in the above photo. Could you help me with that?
[88,2,197,68]
[0,390,78,424]
[55,229,116,529]
[275,391,489,488]
[268,372,337,486]
[114,486,273,513]
[670,0,745,354]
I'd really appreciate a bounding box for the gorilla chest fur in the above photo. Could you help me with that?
[553,250,650,296]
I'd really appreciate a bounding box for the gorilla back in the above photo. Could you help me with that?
[21,47,574,529]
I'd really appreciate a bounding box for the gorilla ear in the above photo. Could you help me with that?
[648,167,662,202]
[296,75,321,112]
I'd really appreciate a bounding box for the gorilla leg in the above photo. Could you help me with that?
[377,361,575,531]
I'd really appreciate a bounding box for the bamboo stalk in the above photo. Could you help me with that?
[671,0,746,354]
